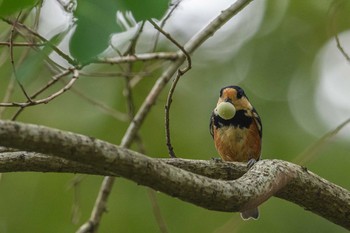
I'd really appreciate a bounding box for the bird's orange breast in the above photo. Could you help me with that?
[213,124,261,162]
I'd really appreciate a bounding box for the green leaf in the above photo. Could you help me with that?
[69,0,121,63]
[69,0,170,63]
[0,0,38,17]
[119,0,169,21]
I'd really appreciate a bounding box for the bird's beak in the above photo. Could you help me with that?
[224,98,233,104]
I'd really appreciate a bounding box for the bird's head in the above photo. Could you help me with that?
[217,85,253,111]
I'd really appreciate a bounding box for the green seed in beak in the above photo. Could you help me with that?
[215,102,236,120]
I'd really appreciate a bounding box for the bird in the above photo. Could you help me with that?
[210,85,262,220]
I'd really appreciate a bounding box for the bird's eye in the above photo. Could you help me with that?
[236,89,244,99]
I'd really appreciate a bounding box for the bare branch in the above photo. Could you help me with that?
[69,86,129,122]
[335,34,350,62]
[0,76,16,118]
[0,120,349,230]
[10,69,72,119]
[328,0,350,63]
[123,21,145,56]
[148,19,192,72]
[164,71,182,158]
[148,19,192,158]
[2,18,77,66]
[9,12,33,102]
[294,117,350,165]
[0,69,79,108]
[0,40,34,118]
[95,52,179,64]
[152,1,182,52]
[0,41,45,47]
[147,189,169,233]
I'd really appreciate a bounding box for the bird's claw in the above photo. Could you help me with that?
[211,157,222,163]
[247,158,257,169]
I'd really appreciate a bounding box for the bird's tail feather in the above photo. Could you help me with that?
[240,208,259,220]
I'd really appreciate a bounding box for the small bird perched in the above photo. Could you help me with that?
[210,85,262,220]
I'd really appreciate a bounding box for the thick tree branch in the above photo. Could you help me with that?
[0,120,349,230]
[0,148,247,178]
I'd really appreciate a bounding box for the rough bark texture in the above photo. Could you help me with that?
[0,120,349,230]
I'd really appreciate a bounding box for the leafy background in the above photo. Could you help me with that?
[0,0,350,232]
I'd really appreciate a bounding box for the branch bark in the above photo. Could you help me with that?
[0,120,349,230]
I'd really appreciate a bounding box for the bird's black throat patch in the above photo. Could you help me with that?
[213,109,252,129]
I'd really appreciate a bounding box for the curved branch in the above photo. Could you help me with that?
[0,148,247,178]
[0,120,349,230]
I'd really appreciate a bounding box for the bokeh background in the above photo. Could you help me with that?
[1,0,350,232]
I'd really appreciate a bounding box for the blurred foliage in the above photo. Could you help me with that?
[70,0,169,62]
[1,0,350,233]
[0,0,38,17]
[70,0,120,63]
[118,0,169,21]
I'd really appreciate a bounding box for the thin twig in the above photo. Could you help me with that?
[11,69,71,119]
[328,0,350,63]
[9,12,33,102]
[80,71,151,78]
[0,69,78,108]
[149,19,192,158]
[148,19,191,73]
[69,87,129,122]
[164,72,181,158]
[2,18,77,66]
[0,44,33,118]
[96,52,179,64]
[129,62,165,88]
[0,11,31,68]
[147,189,169,233]
[335,34,350,63]
[32,1,43,33]
[0,17,37,118]
[123,21,145,56]
[152,1,182,52]
[85,176,116,232]
[0,41,45,46]
[124,66,136,118]
[164,60,192,157]
[294,117,350,165]
[0,76,16,119]
[67,175,84,225]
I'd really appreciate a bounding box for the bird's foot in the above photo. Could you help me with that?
[247,158,257,169]
[211,157,222,163]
